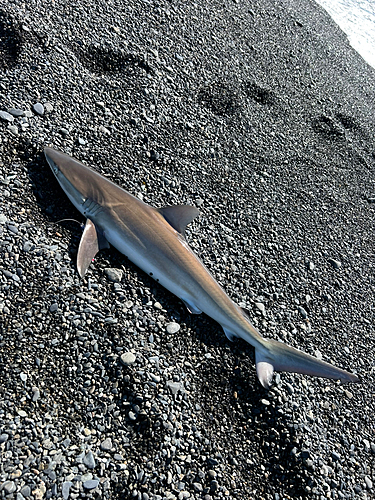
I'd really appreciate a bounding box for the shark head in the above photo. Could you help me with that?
[44,147,154,221]
[44,147,90,211]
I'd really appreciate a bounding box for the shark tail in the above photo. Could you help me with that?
[255,338,359,389]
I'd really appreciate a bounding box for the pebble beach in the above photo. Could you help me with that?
[0,0,374,499]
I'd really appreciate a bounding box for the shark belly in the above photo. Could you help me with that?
[102,219,236,323]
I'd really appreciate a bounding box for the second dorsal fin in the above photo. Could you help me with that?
[158,205,200,237]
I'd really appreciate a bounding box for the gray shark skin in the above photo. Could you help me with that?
[44,147,359,389]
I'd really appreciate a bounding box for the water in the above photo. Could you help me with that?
[315,0,375,69]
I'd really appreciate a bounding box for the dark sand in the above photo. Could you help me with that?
[0,0,374,499]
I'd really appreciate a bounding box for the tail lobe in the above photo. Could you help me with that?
[256,339,359,389]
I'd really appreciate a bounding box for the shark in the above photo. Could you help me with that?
[44,147,359,389]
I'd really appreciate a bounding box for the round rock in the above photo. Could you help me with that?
[83,479,100,490]
[44,102,54,114]
[166,322,180,334]
[100,437,113,451]
[33,102,45,115]
[120,352,136,366]
[2,482,16,494]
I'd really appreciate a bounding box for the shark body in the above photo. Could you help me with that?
[44,147,359,389]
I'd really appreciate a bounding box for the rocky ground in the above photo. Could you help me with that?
[0,0,374,499]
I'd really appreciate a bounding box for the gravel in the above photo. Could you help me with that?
[0,0,374,499]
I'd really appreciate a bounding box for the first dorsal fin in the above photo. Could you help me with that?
[158,205,200,237]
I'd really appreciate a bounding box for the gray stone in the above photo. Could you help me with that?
[104,267,123,282]
[83,479,99,490]
[286,383,294,395]
[166,322,180,334]
[99,125,111,135]
[297,306,308,319]
[62,481,73,500]
[0,433,9,443]
[8,224,18,234]
[255,302,265,314]
[44,102,54,114]
[32,387,40,401]
[8,124,18,135]
[0,111,14,122]
[120,352,136,366]
[314,349,323,360]
[328,258,341,269]
[207,470,217,479]
[210,480,219,492]
[83,450,96,469]
[365,476,373,489]
[2,481,16,494]
[77,451,86,463]
[193,483,203,492]
[166,381,184,395]
[23,241,33,252]
[33,102,45,115]
[20,485,31,497]
[100,437,113,451]
[8,108,24,117]
[2,269,13,279]
[49,303,58,312]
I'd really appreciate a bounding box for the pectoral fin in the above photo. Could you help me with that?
[77,219,109,278]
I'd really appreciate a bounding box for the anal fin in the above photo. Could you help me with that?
[223,327,238,342]
[77,219,109,278]
[181,298,202,315]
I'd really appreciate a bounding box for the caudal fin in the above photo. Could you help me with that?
[256,339,359,389]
